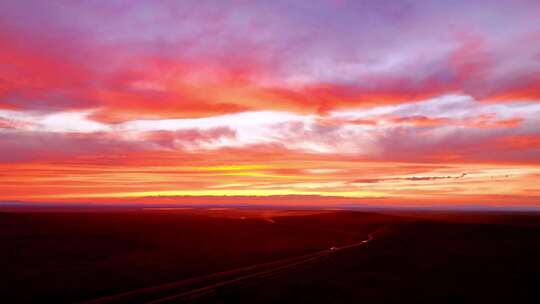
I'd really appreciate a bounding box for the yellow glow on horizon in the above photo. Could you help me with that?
[190,165,271,171]
[39,189,387,199]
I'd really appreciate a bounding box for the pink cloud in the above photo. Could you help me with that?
[1,0,540,120]
[143,127,237,149]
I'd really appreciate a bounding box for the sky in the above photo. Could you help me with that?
[0,0,539,208]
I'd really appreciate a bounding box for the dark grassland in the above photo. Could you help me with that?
[2,209,539,303]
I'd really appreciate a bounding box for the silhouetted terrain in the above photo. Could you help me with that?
[208,220,540,303]
[2,208,540,303]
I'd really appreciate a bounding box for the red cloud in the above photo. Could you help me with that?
[495,135,540,150]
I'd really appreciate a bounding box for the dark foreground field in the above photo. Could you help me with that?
[2,208,540,303]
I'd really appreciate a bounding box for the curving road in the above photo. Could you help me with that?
[82,232,377,304]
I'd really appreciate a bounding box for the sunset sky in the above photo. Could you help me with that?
[1,0,539,208]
